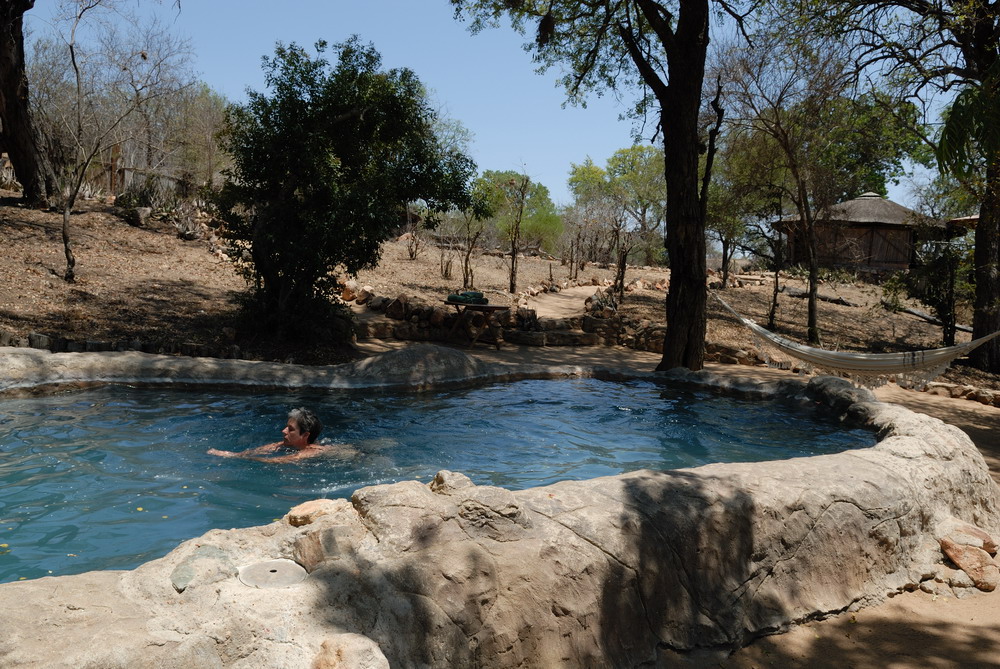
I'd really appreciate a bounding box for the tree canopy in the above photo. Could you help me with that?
[794,0,1000,370]
[569,146,666,266]
[216,37,475,331]
[453,0,734,370]
[481,169,562,252]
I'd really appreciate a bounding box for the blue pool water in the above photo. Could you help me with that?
[0,378,875,583]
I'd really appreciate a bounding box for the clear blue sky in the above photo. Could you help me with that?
[90,0,642,207]
[26,0,918,207]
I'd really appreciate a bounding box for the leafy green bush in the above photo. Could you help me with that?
[215,38,474,336]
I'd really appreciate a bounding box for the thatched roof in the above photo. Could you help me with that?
[821,192,934,226]
[782,192,943,228]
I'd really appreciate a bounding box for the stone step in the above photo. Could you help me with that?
[502,329,605,347]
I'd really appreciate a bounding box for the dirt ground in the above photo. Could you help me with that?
[1,193,996,387]
[4,196,1000,667]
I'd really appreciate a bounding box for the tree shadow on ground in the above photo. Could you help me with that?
[0,278,241,345]
[719,606,1000,668]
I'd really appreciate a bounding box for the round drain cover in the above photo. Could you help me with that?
[238,559,307,589]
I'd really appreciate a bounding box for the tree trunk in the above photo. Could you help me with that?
[806,224,821,345]
[656,0,710,372]
[614,232,628,299]
[720,237,731,290]
[0,0,54,206]
[941,247,958,347]
[462,229,477,290]
[971,158,1000,372]
[768,267,780,330]
[508,231,518,293]
[62,204,76,282]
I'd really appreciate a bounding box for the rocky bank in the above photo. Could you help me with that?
[0,345,998,667]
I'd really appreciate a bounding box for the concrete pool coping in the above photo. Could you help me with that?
[1,342,1000,667]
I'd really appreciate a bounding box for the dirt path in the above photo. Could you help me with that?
[525,285,601,319]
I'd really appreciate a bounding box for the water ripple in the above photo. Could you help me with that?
[0,379,874,582]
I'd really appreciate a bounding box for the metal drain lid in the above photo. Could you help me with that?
[238,559,307,588]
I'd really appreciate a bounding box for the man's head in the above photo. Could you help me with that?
[287,408,322,444]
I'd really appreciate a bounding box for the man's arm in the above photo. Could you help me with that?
[243,445,331,464]
[207,443,282,459]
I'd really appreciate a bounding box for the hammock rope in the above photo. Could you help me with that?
[713,293,1000,387]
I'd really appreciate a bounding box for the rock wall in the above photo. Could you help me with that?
[0,349,998,668]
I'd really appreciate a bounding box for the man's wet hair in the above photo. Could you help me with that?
[288,408,322,443]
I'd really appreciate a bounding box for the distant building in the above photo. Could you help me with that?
[777,192,948,271]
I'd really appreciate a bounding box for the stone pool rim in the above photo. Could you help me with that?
[1,343,999,667]
[0,343,811,400]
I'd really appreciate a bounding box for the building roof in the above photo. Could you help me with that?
[781,192,943,228]
[822,192,934,226]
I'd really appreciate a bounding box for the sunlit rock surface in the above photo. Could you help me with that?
[1,346,998,667]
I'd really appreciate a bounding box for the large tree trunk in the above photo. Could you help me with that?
[971,158,1000,372]
[0,0,54,206]
[656,0,709,372]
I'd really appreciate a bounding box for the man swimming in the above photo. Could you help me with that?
[207,408,332,463]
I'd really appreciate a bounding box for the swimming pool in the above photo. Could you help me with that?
[0,377,875,582]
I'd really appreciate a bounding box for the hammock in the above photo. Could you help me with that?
[714,294,1000,387]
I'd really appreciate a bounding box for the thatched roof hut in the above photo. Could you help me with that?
[777,192,945,272]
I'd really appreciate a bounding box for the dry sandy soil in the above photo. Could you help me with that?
[4,196,1000,667]
[1,193,997,388]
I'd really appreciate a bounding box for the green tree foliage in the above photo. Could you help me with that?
[453,0,735,371]
[709,130,788,324]
[458,175,501,289]
[567,158,618,264]
[216,38,475,333]
[567,148,665,293]
[893,173,979,346]
[721,34,919,342]
[937,65,1000,182]
[796,0,1000,370]
[480,169,561,291]
[172,83,229,192]
[901,235,975,346]
[606,146,666,265]
[567,157,632,294]
[481,169,562,252]
[434,173,500,289]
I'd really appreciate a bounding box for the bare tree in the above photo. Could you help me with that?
[721,34,854,344]
[504,174,530,293]
[30,0,193,281]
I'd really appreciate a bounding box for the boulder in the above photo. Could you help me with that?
[355,285,374,305]
[27,332,51,350]
[312,635,389,669]
[341,280,359,301]
[940,537,1000,591]
[428,307,448,327]
[937,517,998,555]
[385,295,409,320]
[287,499,346,527]
[368,295,390,312]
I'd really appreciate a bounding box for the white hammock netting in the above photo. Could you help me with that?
[714,294,1000,388]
